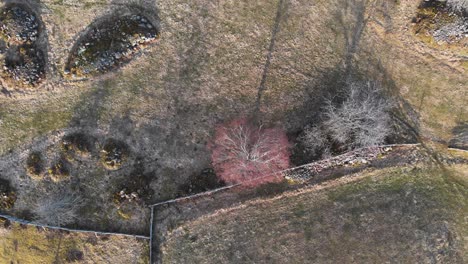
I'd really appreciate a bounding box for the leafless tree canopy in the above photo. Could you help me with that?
[210,118,290,185]
[324,81,392,149]
[301,125,329,157]
[303,81,392,155]
[218,124,284,167]
[33,192,83,226]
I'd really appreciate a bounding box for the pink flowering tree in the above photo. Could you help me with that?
[210,118,290,187]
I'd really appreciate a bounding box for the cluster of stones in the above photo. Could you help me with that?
[0,4,45,86]
[414,0,468,44]
[284,146,396,182]
[433,16,468,42]
[115,189,140,204]
[65,14,159,77]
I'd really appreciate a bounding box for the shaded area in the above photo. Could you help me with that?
[176,168,225,197]
[48,157,70,182]
[113,157,156,205]
[25,151,43,177]
[289,65,420,166]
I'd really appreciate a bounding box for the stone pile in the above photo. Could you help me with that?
[0,4,45,86]
[65,14,159,77]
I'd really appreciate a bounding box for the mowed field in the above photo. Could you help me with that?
[162,164,468,263]
[0,218,149,264]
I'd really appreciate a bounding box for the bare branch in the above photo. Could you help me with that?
[33,191,83,226]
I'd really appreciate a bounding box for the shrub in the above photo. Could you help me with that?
[0,178,16,210]
[100,139,129,170]
[301,125,330,158]
[66,249,84,262]
[210,118,290,186]
[33,191,82,226]
[61,132,94,159]
[26,151,44,176]
[323,81,392,151]
[302,81,392,157]
[48,158,70,181]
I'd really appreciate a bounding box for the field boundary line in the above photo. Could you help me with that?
[0,213,150,239]
[149,143,421,208]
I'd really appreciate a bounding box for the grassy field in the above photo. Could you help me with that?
[162,164,468,263]
[0,0,466,247]
[0,218,149,264]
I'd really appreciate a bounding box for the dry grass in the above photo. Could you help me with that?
[0,218,149,264]
[162,164,468,263]
[0,0,466,247]
[364,0,467,140]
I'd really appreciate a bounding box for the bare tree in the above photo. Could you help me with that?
[323,81,392,150]
[302,81,392,157]
[301,125,330,157]
[33,191,83,226]
[210,118,290,186]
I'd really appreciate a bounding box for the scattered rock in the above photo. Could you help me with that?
[433,17,468,43]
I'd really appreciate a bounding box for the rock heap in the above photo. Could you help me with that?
[65,14,159,77]
[0,4,45,87]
